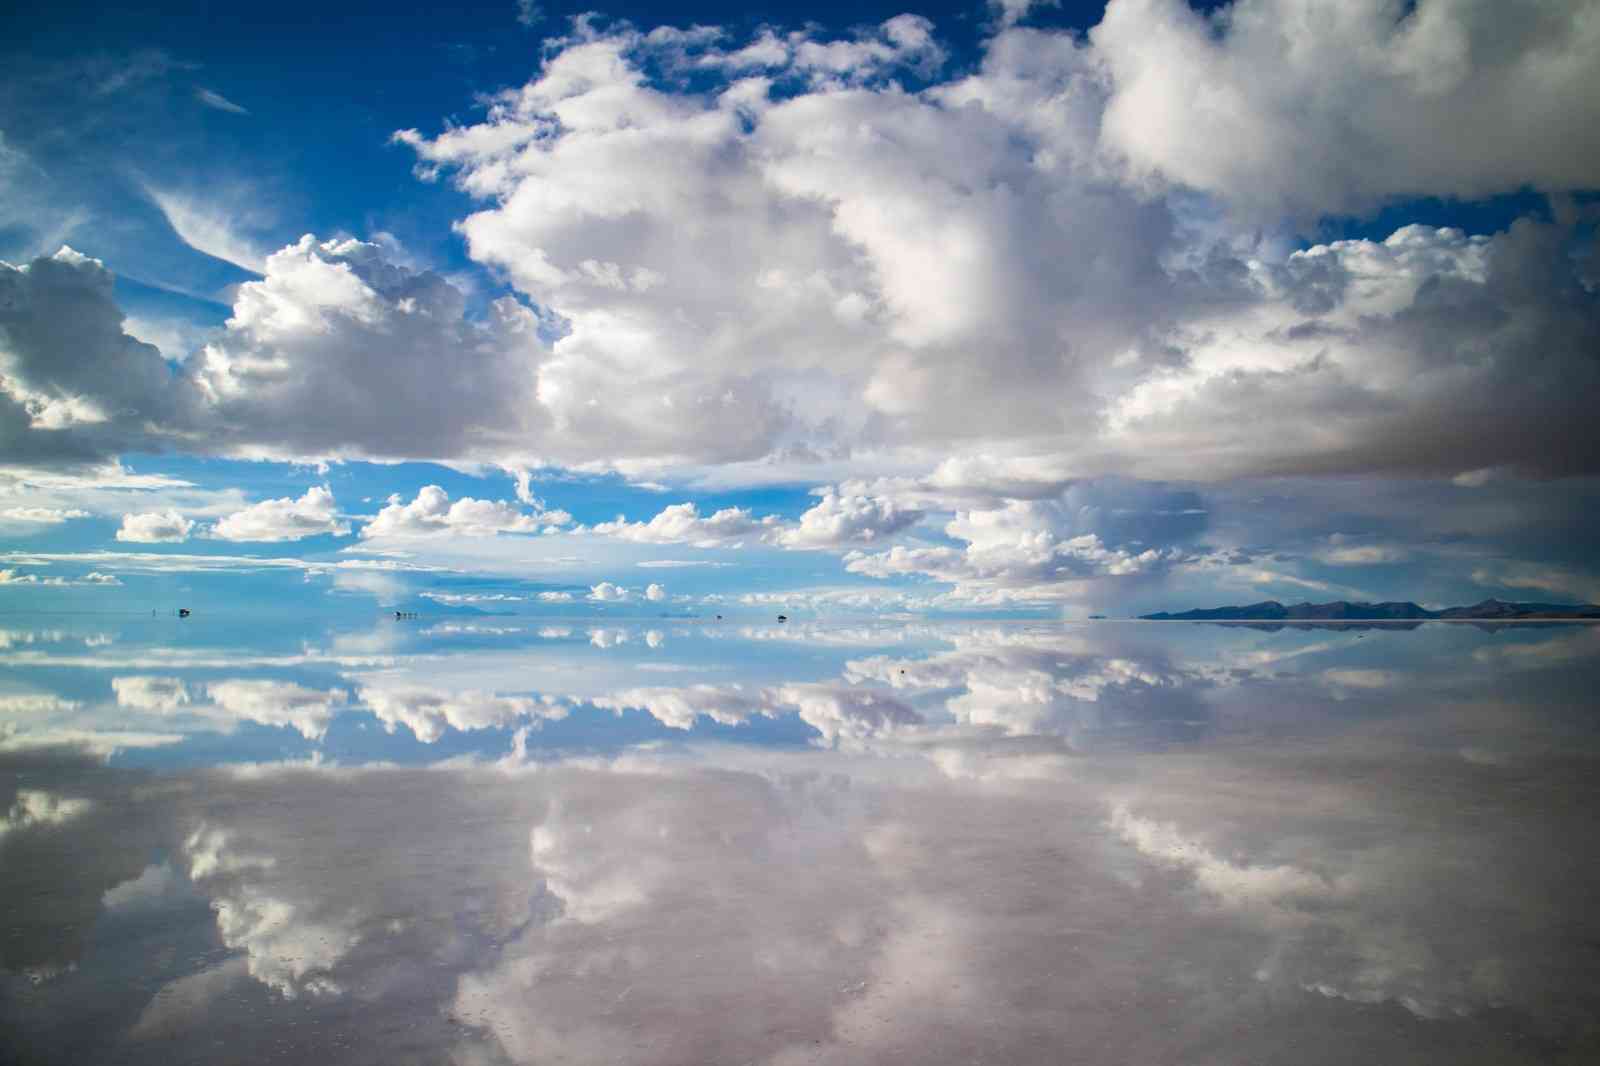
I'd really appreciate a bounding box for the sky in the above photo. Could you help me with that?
[1,0,1598,619]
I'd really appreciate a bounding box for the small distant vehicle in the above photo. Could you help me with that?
[777,614,788,622]
[177,608,191,618]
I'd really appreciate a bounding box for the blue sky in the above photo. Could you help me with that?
[2,0,1598,619]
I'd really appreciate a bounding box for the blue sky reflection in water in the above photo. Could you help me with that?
[4,618,1600,1063]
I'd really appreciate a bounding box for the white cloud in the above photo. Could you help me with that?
[0,247,189,468]
[1109,804,1334,908]
[736,586,952,615]
[194,87,249,115]
[1,790,92,839]
[362,484,569,538]
[587,581,629,602]
[212,486,350,542]
[116,509,194,543]
[420,591,526,605]
[846,500,1168,603]
[1452,466,1512,488]
[0,693,82,714]
[0,567,119,587]
[110,675,349,738]
[594,683,773,730]
[204,680,349,740]
[113,675,192,712]
[1,549,443,577]
[1318,541,1409,566]
[184,235,552,464]
[5,13,1596,494]
[596,680,918,747]
[359,683,566,742]
[1092,0,1600,220]
[390,18,1154,473]
[144,186,267,272]
[0,506,90,525]
[769,682,923,748]
[1471,562,1600,604]
[989,0,1056,30]
[0,5,1595,626]
[587,626,629,647]
[592,502,777,547]
[644,582,666,601]
[776,490,923,549]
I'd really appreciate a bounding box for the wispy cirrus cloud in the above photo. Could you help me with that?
[194,87,248,115]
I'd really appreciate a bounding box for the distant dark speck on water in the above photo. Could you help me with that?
[777,614,787,622]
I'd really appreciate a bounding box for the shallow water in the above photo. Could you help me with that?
[4,616,1599,1064]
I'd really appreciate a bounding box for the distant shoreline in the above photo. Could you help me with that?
[1139,598,1600,622]
[1137,617,1600,624]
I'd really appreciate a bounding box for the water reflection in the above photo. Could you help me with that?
[3,619,1599,1063]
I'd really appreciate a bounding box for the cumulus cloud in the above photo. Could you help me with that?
[112,675,192,712]
[1100,220,1600,481]
[644,582,665,601]
[737,586,953,615]
[204,680,349,741]
[1,789,92,839]
[361,484,569,538]
[594,683,774,730]
[388,13,1598,489]
[115,509,194,543]
[844,626,1200,741]
[846,499,1170,604]
[111,675,350,738]
[587,581,629,602]
[776,490,924,549]
[768,682,923,748]
[1092,0,1600,220]
[211,485,350,542]
[391,17,1165,471]
[185,236,550,463]
[1,247,193,469]
[5,10,1597,494]
[595,680,918,746]
[591,502,777,547]
[359,683,566,742]
[0,7,1595,618]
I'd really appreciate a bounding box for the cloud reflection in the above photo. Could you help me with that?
[1,622,1599,1063]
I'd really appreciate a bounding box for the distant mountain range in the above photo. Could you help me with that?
[1141,598,1600,621]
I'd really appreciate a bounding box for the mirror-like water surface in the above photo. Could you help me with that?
[3,616,1599,1064]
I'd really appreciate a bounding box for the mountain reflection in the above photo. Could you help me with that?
[3,620,1599,1063]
